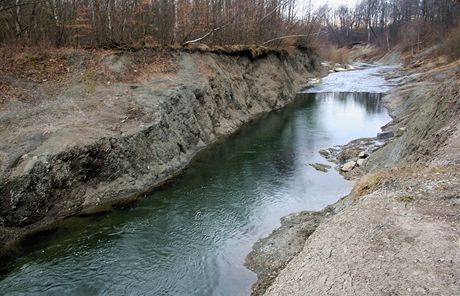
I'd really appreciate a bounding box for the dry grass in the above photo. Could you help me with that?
[129,49,177,80]
[81,48,178,87]
[352,165,459,201]
[0,46,179,93]
[330,48,350,64]
[351,165,421,199]
[0,46,74,83]
[0,81,30,105]
[312,42,350,64]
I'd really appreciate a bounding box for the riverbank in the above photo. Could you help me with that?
[0,46,322,261]
[246,52,460,295]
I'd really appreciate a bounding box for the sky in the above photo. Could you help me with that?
[309,0,360,9]
[297,0,360,17]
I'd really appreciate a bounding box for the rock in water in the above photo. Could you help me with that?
[319,149,331,158]
[341,161,356,172]
[309,163,332,172]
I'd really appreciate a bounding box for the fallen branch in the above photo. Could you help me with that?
[182,23,230,46]
[262,34,310,45]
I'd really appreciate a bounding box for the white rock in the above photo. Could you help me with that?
[358,151,369,158]
[346,64,355,70]
[356,158,366,167]
[395,127,407,137]
[341,161,356,172]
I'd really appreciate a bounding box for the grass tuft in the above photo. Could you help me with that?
[351,165,420,199]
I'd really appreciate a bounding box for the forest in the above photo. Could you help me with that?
[0,0,458,50]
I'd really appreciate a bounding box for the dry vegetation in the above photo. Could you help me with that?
[0,47,73,82]
[0,47,179,84]
[0,0,315,48]
[442,25,460,61]
[0,1,457,67]
[351,165,422,199]
[0,81,29,105]
[313,43,350,64]
[0,46,180,106]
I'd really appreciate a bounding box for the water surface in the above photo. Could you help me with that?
[0,66,393,296]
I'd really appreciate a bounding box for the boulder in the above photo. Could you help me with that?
[338,147,362,163]
[341,161,356,172]
[356,158,366,167]
[319,149,331,158]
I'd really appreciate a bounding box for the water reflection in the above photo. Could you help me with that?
[303,92,386,115]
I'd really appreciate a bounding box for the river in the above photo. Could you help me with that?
[0,64,398,295]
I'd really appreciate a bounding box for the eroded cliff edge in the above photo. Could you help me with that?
[247,56,460,295]
[0,47,321,258]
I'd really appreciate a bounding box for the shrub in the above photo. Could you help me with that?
[312,41,350,64]
[442,25,460,61]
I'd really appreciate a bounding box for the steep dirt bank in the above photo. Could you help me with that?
[0,47,321,259]
[247,57,460,295]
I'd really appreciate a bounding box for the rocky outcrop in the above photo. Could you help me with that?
[0,48,321,256]
[246,209,333,296]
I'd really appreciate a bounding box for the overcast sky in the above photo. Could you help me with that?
[297,0,360,16]
[309,0,360,9]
